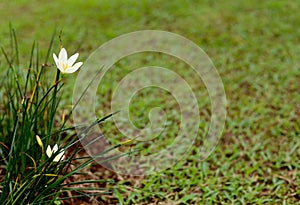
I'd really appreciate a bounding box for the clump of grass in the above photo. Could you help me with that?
[0,27,127,204]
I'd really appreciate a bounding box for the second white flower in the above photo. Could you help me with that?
[46,144,65,162]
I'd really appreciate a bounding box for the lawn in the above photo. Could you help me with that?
[0,0,299,204]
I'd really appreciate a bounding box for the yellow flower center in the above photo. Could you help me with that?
[61,62,70,71]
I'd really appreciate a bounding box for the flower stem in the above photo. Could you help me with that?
[48,69,60,144]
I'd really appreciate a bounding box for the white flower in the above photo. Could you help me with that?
[46,144,65,162]
[53,48,83,74]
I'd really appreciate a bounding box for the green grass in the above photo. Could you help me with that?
[1,0,300,204]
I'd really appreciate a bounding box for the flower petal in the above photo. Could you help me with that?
[57,65,66,73]
[67,53,79,66]
[53,144,58,153]
[53,151,65,162]
[53,53,59,68]
[65,62,83,73]
[46,145,52,158]
[58,48,68,63]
